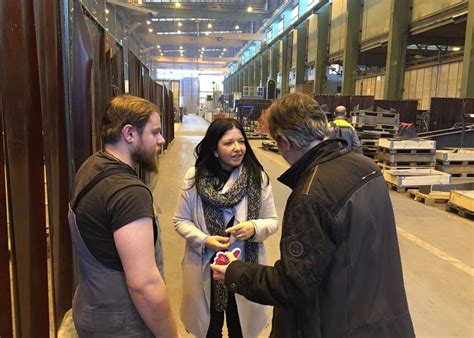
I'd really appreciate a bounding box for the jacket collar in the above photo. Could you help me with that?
[278,139,349,190]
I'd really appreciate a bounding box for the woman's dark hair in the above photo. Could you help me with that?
[193,118,268,189]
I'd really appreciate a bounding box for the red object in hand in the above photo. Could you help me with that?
[214,248,241,265]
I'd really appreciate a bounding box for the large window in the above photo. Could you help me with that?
[291,5,299,23]
[266,28,273,42]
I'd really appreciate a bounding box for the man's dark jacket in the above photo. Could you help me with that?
[225,140,415,337]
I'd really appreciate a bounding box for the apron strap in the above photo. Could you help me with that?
[72,168,132,211]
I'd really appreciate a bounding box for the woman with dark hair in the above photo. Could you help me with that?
[174,118,278,338]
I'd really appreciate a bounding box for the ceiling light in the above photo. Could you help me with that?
[137,0,142,4]
[161,52,164,56]
[223,48,227,51]
[175,2,181,8]
[146,20,151,25]
[207,23,213,29]
[148,28,153,33]
[177,30,181,34]
[156,45,160,48]
[219,55,222,58]
[105,9,110,14]
[178,22,182,27]
[180,46,183,49]
[247,6,253,12]
[235,25,240,30]
[205,32,210,36]
[452,46,461,51]
[202,47,205,51]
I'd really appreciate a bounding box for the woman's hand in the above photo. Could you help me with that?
[204,235,230,251]
[225,221,256,241]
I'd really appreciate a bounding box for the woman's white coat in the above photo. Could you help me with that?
[173,166,279,338]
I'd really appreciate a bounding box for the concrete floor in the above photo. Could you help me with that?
[154,115,474,338]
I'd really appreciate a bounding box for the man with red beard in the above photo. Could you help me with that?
[69,95,179,337]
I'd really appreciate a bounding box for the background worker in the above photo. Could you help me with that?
[329,105,361,153]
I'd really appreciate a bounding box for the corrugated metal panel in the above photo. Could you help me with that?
[411,0,466,21]
[402,61,463,109]
[355,74,385,99]
[361,0,390,42]
[329,0,347,57]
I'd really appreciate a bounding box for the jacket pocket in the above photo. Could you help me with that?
[78,308,124,333]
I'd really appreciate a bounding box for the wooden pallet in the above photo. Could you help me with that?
[380,148,435,155]
[448,190,474,213]
[446,202,474,220]
[378,159,435,168]
[378,152,435,165]
[360,139,379,147]
[351,112,399,126]
[383,168,451,187]
[436,149,474,162]
[379,138,436,150]
[408,189,450,205]
[387,182,409,193]
[355,123,399,131]
[435,163,474,175]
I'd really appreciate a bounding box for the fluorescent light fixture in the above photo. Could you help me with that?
[452,46,461,51]
[208,23,213,29]
[156,45,160,48]
[235,25,240,30]
[148,28,153,33]
[178,22,182,27]
[175,2,181,8]
[105,9,110,14]
[247,6,253,12]
[146,20,151,25]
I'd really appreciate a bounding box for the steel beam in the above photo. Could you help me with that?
[461,0,474,98]
[341,0,362,95]
[384,0,410,100]
[313,4,329,94]
[261,50,269,86]
[279,34,289,96]
[295,22,308,92]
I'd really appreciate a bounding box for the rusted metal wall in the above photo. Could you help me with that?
[1,1,50,337]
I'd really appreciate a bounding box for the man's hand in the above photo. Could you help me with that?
[210,252,236,282]
[205,235,230,251]
[225,221,255,241]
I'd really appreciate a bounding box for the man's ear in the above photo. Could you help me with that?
[276,134,292,152]
[121,124,136,144]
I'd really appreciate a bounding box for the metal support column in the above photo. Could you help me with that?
[280,35,289,96]
[341,0,361,95]
[249,60,255,87]
[269,43,279,82]
[261,50,269,86]
[255,57,262,87]
[313,4,330,94]
[461,0,474,98]
[384,0,410,99]
[295,22,308,92]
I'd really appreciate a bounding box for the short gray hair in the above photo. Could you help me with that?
[265,93,329,149]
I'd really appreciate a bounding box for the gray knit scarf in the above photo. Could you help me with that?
[196,165,260,312]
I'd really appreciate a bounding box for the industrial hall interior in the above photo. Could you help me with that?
[1,0,473,337]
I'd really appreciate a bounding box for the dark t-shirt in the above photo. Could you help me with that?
[71,151,156,271]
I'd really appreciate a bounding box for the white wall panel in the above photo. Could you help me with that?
[361,0,390,42]
[412,0,466,21]
[355,74,385,99]
[307,14,318,64]
[329,0,347,56]
[402,61,462,109]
